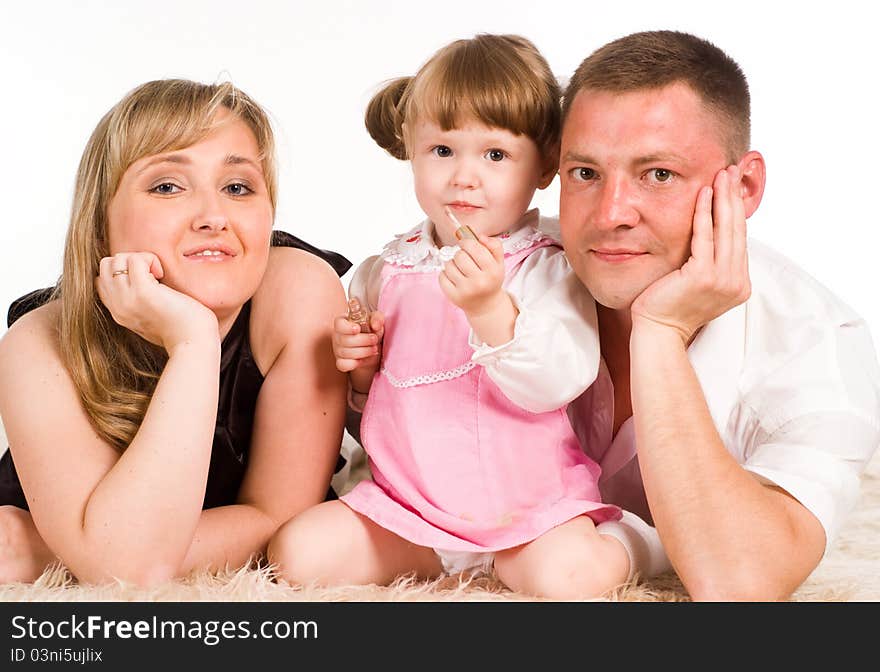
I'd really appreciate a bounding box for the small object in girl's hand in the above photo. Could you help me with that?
[454,225,477,241]
[347,298,371,333]
[445,205,478,241]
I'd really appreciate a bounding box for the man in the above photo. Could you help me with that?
[558,30,880,600]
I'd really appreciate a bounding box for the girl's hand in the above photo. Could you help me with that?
[630,165,751,344]
[332,309,385,373]
[440,234,507,318]
[95,252,219,352]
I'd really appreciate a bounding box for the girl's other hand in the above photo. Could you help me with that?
[332,310,385,373]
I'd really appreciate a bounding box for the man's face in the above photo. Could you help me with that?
[559,83,731,310]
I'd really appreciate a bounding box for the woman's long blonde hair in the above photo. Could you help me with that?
[53,79,277,451]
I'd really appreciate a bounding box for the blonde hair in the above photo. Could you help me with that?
[365,34,561,164]
[53,79,277,450]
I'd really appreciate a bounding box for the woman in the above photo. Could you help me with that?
[0,79,349,585]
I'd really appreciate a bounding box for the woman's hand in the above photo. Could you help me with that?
[95,252,219,352]
[630,165,751,345]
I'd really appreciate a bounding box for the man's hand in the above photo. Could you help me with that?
[631,165,751,344]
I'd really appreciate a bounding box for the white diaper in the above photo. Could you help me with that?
[434,548,495,576]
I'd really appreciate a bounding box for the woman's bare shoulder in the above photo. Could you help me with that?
[262,246,344,291]
[0,300,62,362]
[249,248,347,373]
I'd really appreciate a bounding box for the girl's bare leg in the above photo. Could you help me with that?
[268,500,443,586]
[494,515,630,600]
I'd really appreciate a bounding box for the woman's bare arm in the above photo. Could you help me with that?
[176,247,348,572]
[0,301,220,586]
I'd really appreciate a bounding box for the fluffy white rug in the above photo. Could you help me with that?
[2,428,878,602]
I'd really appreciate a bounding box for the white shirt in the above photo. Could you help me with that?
[567,238,880,554]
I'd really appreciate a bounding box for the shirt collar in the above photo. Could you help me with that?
[381,208,544,269]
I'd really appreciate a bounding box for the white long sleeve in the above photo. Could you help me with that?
[469,245,600,414]
[347,254,382,311]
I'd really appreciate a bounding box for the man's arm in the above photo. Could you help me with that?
[629,321,826,600]
[628,166,827,600]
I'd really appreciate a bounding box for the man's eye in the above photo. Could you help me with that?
[651,169,673,182]
[485,149,506,162]
[150,182,182,195]
[570,167,596,182]
[432,145,452,158]
[224,182,253,196]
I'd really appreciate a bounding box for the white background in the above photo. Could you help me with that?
[1,0,878,345]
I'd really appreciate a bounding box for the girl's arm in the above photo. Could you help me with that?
[345,255,383,401]
[175,246,348,573]
[331,255,384,418]
[0,300,221,587]
[446,243,600,414]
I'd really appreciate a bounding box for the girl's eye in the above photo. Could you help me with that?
[650,169,674,183]
[570,167,597,182]
[432,145,452,158]
[486,149,506,162]
[224,182,253,196]
[150,182,182,195]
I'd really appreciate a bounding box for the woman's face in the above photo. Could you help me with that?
[106,111,274,320]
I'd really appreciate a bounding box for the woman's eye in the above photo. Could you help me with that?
[570,167,597,182]
[486,149,506,162]
[432,145,452,158]
[224,182,253,196]
[651,169,673,183]
[150,182,182,195]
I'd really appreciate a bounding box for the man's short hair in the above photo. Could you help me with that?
[562,31,750,161]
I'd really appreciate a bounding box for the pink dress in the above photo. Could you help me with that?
[341,225,620,552]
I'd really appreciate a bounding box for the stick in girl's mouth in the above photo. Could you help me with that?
[445,206,477,242]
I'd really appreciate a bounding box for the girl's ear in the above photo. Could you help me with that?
[537,143,560,190]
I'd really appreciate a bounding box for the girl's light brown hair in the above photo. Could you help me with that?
[53,79,276,451]
[365,34,561,165]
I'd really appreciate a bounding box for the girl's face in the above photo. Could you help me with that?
[409,119,554,247]
[106,111,274,322]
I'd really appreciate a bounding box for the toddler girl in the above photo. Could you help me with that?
[270,34,658,598]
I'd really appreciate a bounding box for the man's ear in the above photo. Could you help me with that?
[738,151,766,218]
[538,144,560,190]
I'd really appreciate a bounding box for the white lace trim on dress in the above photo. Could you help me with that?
[380,361,477,388]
